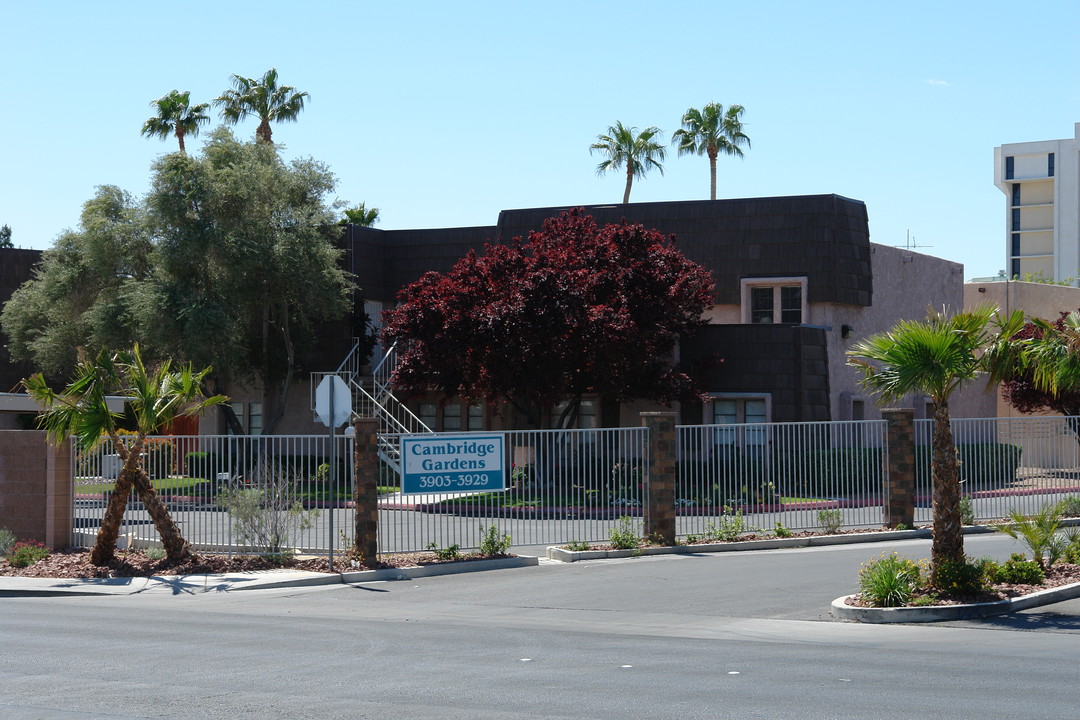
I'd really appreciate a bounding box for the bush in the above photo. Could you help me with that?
[608,516,639,550]
[817,509,843,534]
[702,508,746,542]
[7,540,50,568]
[1059,496,1080,518]
[478,524,512,556]
[995,502,1067,569]
[426,542,460,561]
[984,555,1045,585]
[915,442,1022,488]
[216,460,318,555]
[859,552,922,607]
[931,557,985,596]
[0,527,15,556]
[959,496,976,526]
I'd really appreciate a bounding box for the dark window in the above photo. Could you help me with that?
[1049,153,1055,177]
[1012,183,1021,206]
[780,286,802,323]
[1012,208,1021,231]
[1011,234,1021,256]
[1011,259,1020,279]
[1005,156,1014,180]
[750,286,774,323]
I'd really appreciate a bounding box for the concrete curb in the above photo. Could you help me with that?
[0,556,539,596]
[544,526,998,563]
[831,580,1080,623]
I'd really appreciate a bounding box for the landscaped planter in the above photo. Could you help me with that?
[831,580,1080,623]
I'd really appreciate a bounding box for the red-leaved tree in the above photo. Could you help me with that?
[381,209,716,428]
[1001,309,1080,417]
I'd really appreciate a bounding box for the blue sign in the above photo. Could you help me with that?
[401,433,506,494]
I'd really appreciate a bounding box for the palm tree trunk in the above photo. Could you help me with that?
[176,128,186,153]
[132,469,193,562]
[623,166,633,204]
[90,441,143,566]
[709,154,717,201]
[930,400,965,572]
[256,119,273,143]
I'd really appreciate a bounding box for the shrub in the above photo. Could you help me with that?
[959,496,976,526]
[565,540,590,552]
[216,460,318,555]
[995,502,1067,569]
[0,527,15,556]
[702,508,746,542]
[478,524,512,556]
[7,540,50,568]
[184,451,208,478]
[818,509,843,534]
[426,542,460,561]
[859,552,921,607]
[608,516,639,550]
[984,555,1045,585]
[915,442,1022,488]
[931,557,985,596]
[144,547,167,561]
[1059,496,1080,518]
[773,522,792,538]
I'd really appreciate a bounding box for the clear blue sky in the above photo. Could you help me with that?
[3,1,1078,281]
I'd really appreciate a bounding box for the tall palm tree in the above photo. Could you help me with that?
[342,202,380,227]
[214,68,308,144]
[590,122,666,204]
[141,90,211,153]
[24,346,225,565]
[847,305,1023,578]
[671,103,750,200]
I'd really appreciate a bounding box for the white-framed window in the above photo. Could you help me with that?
[467,404,484,431]
[247,402,263,436]
[553,398,598,429]
[708,393,771,447]
[740,277,807,324]
[418,402,437,431]
[442,403,462,432]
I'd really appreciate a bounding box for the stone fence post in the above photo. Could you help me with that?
[351,417,380,567]
[641,412,676,545]
[0,431,72,548]
[883,409,915,528]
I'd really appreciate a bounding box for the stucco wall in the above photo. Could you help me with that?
[0,430,72,547]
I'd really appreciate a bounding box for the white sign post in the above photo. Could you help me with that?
[314,375,353,571]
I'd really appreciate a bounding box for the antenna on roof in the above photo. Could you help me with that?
[895,229,932,251]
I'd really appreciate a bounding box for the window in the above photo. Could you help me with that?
[1005,156,1014,180]
[467,404,484,431]
[553,398,598,429]
[418,403,437,431]
[1011,234,1021,256]
[1048,153,1055,177]
[442,403,462,431]
[1012,208,1021,231]
[710,395,769,447]
[228,401,246,435]
[247,402,263,436]
[1011,183,1021,206]
[741,278,807,324]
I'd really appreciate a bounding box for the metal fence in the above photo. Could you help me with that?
[916,415,1080,522]
[73,434,352,556]
[676,420,888,536]
[374,427,649,554]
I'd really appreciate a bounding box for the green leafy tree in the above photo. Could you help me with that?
[0,224,12,248]
[0,186,155,379]
[847,305,1023,575]
[141,90,211,153]
[23,345,225,565]
[1,130,350,434]
[214,68,308,144]
[342,202,379,227]
[590,122,665,204]
[671,103,750,200]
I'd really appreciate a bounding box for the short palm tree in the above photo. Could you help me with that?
[847,306,1024,574]
[214,68,308,144]
[342,202,380,227]
[590,122,665,204]
[671,103,750,200]
[141,90,211,153]
[24,346,225,565]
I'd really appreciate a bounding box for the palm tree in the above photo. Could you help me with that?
[214,68,308,144]
[590,122,666,204]
[671,103,750,200]
[342,202,380,227]
[24,346,225,565]
[141,90,211,153]
[847,306,1023,577]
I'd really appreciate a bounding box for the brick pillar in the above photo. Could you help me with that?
[641,412,676,545]
[0,431,72,549]
[352,417,380,567]
[45,436,73,549]
[883,409,915,528]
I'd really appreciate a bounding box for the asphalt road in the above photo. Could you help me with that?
[3,534,1080,719]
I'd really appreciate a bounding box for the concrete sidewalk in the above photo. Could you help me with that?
[0,555,540,596]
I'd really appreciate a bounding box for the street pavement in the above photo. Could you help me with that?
[2,534,1080,719]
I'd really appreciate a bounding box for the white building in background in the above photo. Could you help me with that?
[994,123,1080,283]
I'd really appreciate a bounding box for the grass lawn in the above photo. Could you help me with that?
[76,477,213,495]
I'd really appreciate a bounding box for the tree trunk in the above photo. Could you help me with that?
[930,400,965,572]
[89,438,143,566]
[256,119,273,143]
[177,128,186,154]
[131,468,193,562]
[708,150,717,201]
[623,166,633,204]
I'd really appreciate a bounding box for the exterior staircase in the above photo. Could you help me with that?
[312,339,433,474]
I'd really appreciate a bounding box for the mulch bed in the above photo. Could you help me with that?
[845,563,1080,607]
[0,548,507,579]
